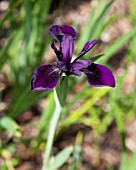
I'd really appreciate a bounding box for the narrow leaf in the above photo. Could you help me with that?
[56,76,68,107]
[0,116,20,134]
[48,146,73,170]
[97,27,136,64]
[91,53,104,62]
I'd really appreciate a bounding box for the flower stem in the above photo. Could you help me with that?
[42,88,62,170]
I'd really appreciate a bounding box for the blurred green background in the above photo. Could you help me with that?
[0,0,136,169]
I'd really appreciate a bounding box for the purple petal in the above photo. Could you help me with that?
[54,61,68,72]
[69,70,82,76]
[49,25,76,41]
[83,63,115,87]
[31,64,60,92]
[51,40,63,61]
[49,25,61,41]
[60,25,76,39]
[61,35,74,63]
[69,60,91,70]
[75,40,99,61]
[68,60,91,77]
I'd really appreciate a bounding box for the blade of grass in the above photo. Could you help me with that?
[77,0,113,52]
[96,27,136,64]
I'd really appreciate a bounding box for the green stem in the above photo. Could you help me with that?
[42,88,62,170]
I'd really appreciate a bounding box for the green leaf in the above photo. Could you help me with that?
[91,53,105,62]
[56,76,68,107]
[97,27,136,64]
[0,116,20,135]
[127,152,136,170]
[48,146,73,170]
[90,0,114,39]
[78,0,113,51]
[37,92,55,141]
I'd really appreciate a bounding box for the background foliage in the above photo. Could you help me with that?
[0,0,136,169]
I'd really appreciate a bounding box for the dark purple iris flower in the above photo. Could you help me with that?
[31,25,115,92]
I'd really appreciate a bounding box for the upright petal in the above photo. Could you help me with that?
[75,40,99,61]
[49,25,76,41]
[49,25,61,41]
[61,35,74,63]
[60,25,76,39]
[51,40,63,61]
[83,63,115,87]
[31,64,60,92]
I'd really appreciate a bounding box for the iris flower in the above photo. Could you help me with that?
[31,25,115,92]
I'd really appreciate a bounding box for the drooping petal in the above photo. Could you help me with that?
[49,25,76,41]
[83,63,115,87]
[61,35,74,63]
[75,40,99,61]
[60,25,76,39]
[51,40,63,61]
[31,64,60,92]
